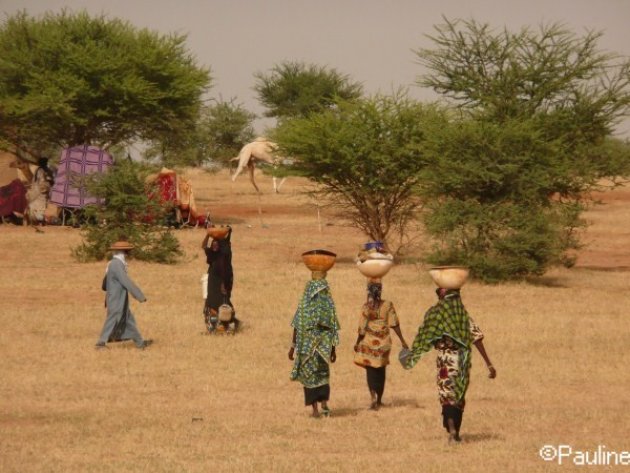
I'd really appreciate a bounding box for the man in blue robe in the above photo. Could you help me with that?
[95,241,152,350]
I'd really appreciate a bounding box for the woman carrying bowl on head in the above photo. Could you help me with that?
[403,267,496,443]
[353,278,409,410]
[289,250,340,418]
[201,226,240,333]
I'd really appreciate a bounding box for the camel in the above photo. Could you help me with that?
[231,138,287,193]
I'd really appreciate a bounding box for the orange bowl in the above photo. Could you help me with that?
[207,226,229,240]
[302,249,336,272]
[428,266,469,289]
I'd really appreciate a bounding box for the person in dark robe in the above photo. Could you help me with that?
[95,240,152,350]
[201,227,240,333]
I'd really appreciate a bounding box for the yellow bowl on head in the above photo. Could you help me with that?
[428,266,469,289]
[302,249,336,272]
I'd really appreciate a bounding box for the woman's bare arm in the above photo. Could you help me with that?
[288,328,296,360]
[473,339,497,378]
[391,325,409,349]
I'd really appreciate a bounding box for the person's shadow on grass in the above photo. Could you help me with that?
[462,432,504,443]
[330,397,425,417]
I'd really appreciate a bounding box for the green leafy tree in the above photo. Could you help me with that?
[146,98,256,168]
[273,93,446,250]
[0,10,210,155]
[254,61,363,120]
[414,18,630,281]
[73,160,182,264]
[198,99,256,165]
[419,118,587,282]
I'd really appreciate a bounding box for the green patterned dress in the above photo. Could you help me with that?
[404,290,484,409]
[290,279,340,400]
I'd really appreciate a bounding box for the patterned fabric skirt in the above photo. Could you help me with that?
[435,337,470,410]
[354,327,392,368]
[291,350,330,389]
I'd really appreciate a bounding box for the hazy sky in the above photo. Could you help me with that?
[2,0,630,135]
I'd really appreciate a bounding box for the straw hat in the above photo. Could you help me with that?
[109,240,134,251]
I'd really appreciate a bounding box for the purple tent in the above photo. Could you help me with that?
[49,145,113,209]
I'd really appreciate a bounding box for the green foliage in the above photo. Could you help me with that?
[273,93,447,248]
[414,18,630,281]
[423,197,584,283]
[587,137,630,184]
[254,61,363,120]
[416,18,630,129]
[199,99,256,165]
[72,159,182,263]
[145,99,256,167]
[143,98,256,168]
[418,117,590,281]
[0,10,210,151]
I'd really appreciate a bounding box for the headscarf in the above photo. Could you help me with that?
[367,281,382,310]
[291,279,340,362]
[35,157,54,186]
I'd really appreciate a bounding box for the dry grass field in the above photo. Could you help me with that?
[1,169,629,472]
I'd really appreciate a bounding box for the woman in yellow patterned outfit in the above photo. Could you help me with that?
[354,280,409,410]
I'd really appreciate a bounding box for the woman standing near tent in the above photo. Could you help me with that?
[26,157,54,224]
[201,226,240,333]
[353,279,409,410]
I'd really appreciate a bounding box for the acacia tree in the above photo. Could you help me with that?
[254,61,363,120]
[0,10,211,155]
[415,18,630,281]
[144,98,256,167]
[273,94,446,250]
[194,99,256,165]
[73,159,182,263]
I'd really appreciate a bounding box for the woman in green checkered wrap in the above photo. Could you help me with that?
[404,288,496,442]
[288,272,340,418]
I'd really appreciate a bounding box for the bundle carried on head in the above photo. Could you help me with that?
[356,241,394,279]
